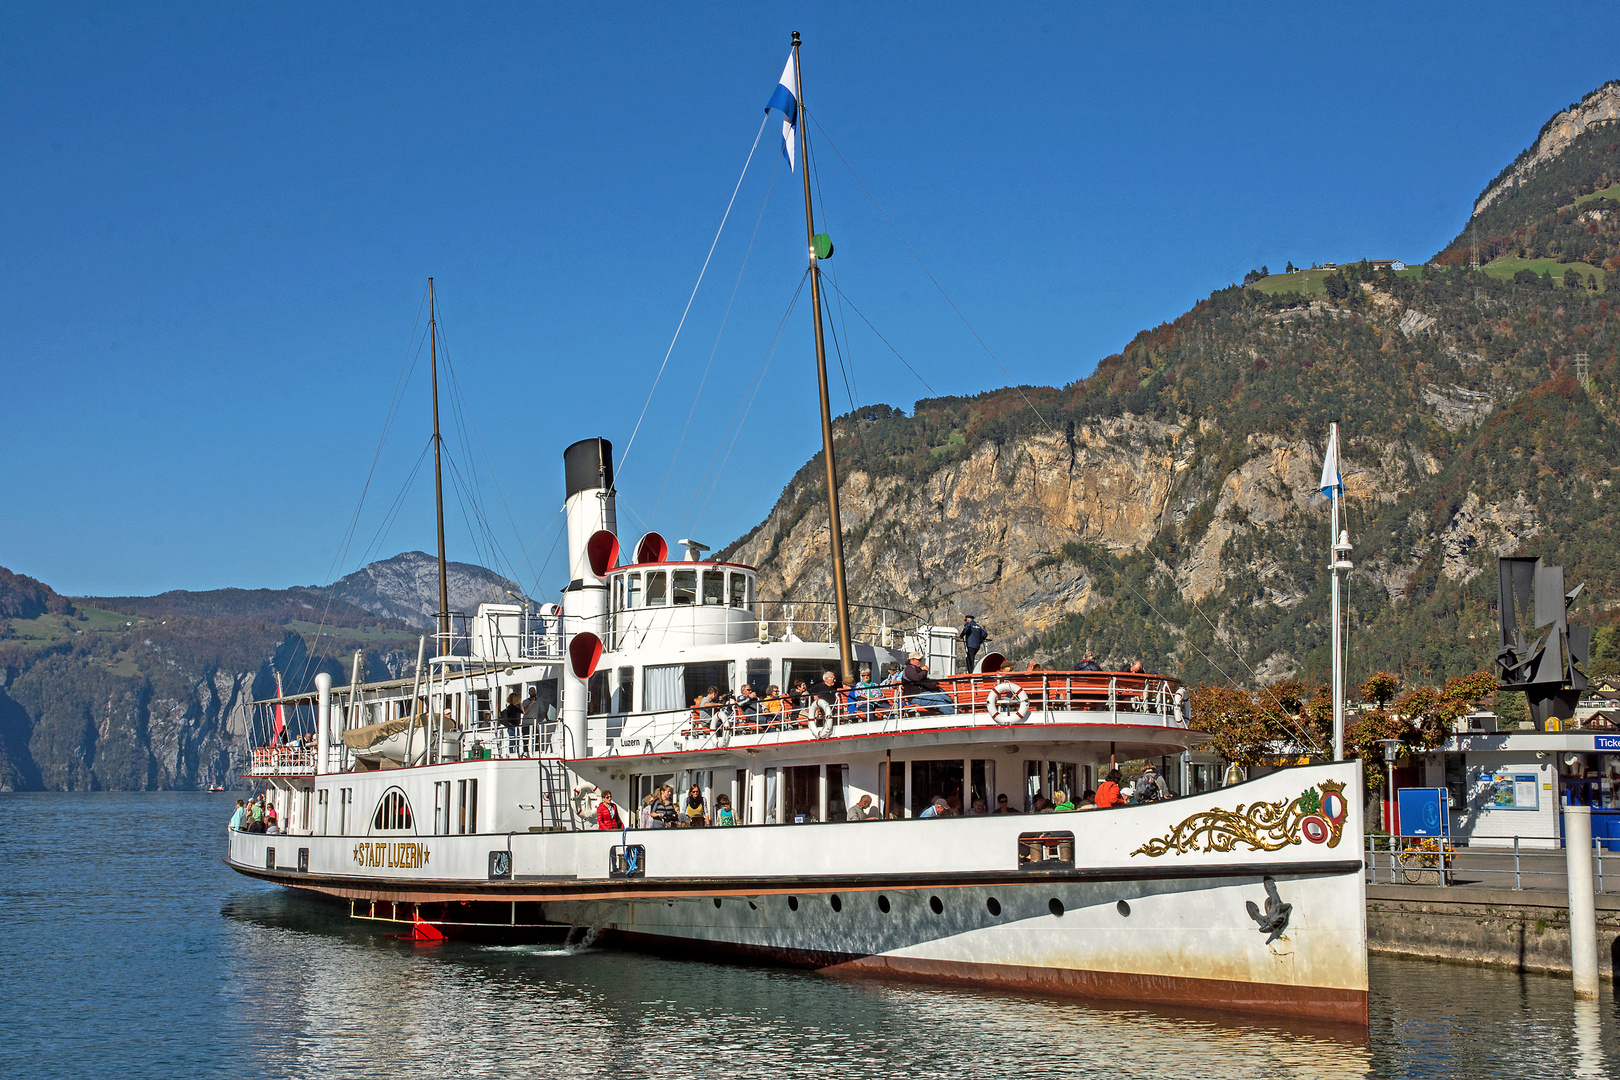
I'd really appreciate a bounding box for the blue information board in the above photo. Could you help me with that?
[1397,787,1449,838]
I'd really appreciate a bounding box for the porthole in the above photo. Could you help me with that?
[788,896,799,911]
[929,895,944,915]
[1049,897,1065,917]
[986,897,1002,916]
[877,894,891,913]
[1117,899,1131,917]
[829,894,843,912]
[713,897,722,909]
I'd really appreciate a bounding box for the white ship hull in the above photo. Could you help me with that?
[227,762,1367,1025]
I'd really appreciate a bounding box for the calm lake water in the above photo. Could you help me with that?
[3,791,1616,1079]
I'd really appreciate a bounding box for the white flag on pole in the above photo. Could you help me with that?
[1319,424,1342,496]
[764,50,798,171]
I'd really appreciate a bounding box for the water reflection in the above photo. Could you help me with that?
[222,890,1379,1079]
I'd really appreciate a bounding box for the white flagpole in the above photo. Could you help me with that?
[1331,478,1344,761]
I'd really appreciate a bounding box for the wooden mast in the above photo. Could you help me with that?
[791,31,855,685]
[429,278,451,651]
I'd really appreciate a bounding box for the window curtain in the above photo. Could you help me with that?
[645,664,685,712]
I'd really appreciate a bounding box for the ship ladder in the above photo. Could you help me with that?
[537,757,576,831]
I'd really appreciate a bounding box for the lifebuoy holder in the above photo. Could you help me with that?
[986,681,1030,724]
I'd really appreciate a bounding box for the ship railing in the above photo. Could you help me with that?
[604,599,928,653]
[592,671,1186,756]
[751,600,926,650]
[247,746,317,775]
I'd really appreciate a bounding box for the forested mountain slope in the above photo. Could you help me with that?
[725,87,1620,691]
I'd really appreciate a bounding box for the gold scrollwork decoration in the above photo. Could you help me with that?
[1132,779,1348,857]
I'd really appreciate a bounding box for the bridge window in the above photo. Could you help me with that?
[627,571,642,608]
[373,788,414,832]
[645,571,667,606]
[729,572,751,608]
[673,570,697,605]
[702,570,725,606]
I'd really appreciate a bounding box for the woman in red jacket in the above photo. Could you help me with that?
[1094,769,1127,809]
[596,790,623,830]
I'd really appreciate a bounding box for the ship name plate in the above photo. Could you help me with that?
[352,841,432,869]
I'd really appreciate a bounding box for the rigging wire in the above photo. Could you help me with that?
[807,109,1054,432]
[652,154,783,523]
[807,129,857,412]
[620,114,770,479]
[818,275,936,395]
[686,270,811,534]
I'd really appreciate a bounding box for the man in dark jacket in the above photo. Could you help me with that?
[960,615,989,671]
[900,654,956,714]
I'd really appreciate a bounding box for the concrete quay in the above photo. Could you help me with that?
[1367,882,1620,981]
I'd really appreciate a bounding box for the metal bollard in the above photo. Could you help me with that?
[1514,835,1521,890]
[1596,837,1604,894]
[1563,806,1599,999]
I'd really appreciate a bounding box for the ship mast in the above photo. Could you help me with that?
[791,31,856,684]
[429,278,451,651]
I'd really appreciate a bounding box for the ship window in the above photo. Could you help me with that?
[645,571,667,607]
[745,658,771,695]
[373,788,414,832]
[673,570,697,605]
[702,571,725,606]
[588,670,610,716]
[729,572,751,608]
[627,572,642,608]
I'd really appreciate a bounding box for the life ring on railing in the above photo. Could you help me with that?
[986,681,1030,725]
[571,783,600,819]
[1172,686,1189,726]
[807,698,836,739]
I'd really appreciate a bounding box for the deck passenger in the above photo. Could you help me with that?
[1051,790,1075,813]
[500,692,522,753]
[991,794,1019,814]
[811,670,845,718]
[1077,653,1102,672]
[1095,770,1126,809]
[1077,788,1097,809]
[734,683,761,732]
[899,654,956,714]
[596,790,623,830]
[919,796,949,819]
[228,800,245,831]
[849,667,882,719]
[762,685,784,730]
[684,785,709,827]
[847,794,881,821]
[1134,765,1170,802]
[652,785,677,827]
[715,794,735,826]
[969,796,989,815]
[787,678,810,725]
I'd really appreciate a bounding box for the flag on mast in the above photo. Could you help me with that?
[1319,424,1343,497]
[765,50,798,171]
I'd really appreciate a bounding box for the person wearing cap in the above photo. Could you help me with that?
[919,796,950,818]
[960,615,989,672]
[900,653,956,715]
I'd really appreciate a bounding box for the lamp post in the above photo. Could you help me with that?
[1376,737,1402,835]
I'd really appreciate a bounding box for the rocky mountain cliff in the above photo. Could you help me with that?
[1473,81,1620,218]
[725,84,1620,689]
[329,551,521,629]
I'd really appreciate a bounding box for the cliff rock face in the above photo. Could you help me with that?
[1473,82,1620,218]
[733,417,1192,644]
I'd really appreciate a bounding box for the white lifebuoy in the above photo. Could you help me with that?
[1172,686,1189,726]
[571,783,600,819]
[986,681,1030,725]
[807,697,836,739]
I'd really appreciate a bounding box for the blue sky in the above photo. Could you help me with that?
[4,5,1618,599]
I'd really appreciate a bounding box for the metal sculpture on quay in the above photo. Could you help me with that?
[1494,556,1590,726]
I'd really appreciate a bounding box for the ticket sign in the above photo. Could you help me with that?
[1397,787,1450,838]
[1596,735,1620,752]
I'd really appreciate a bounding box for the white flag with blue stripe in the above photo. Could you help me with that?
[1319,424,1342,497]
[765,50,798,171]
